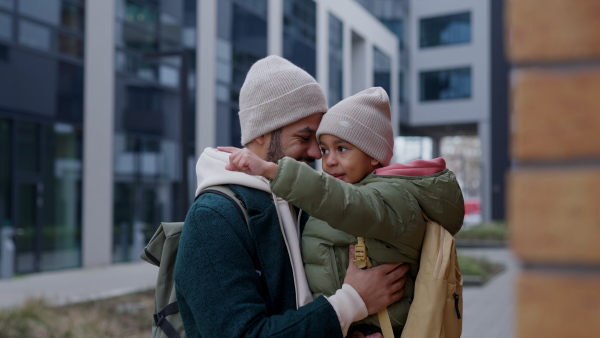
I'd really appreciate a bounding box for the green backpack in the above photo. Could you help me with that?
[140,185,250,338]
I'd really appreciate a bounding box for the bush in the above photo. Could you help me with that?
[456,221,507,241]
[458,255,504,278]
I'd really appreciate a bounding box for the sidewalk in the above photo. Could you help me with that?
[0,261,158,310]
[1,248,518,338]
[459,247,518,338]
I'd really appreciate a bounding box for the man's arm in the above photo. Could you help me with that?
[174,194,408,337]
[174,196,342,337]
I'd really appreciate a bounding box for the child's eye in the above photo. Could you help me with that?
[338,146,348,152]
[320,148,329,155]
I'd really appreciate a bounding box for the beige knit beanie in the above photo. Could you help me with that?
[317,87,394,166]
[238,55,327,145]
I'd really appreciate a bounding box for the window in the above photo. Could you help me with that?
[381,19,403,50]
[420,67,471,102]
[0,12,11,41]
[283,0,316,77]
[19,20,52,51]
[328,13,343,106]
[19,0,61,26]
[420,12,471,48]
[373,47,391,98]
[0,0,13,10]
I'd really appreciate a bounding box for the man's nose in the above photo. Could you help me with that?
[307,139,322,160]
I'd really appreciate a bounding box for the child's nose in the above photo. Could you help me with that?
[325,154,338,167]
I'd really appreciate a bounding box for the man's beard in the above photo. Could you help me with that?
[266,128,285,163]
[266,128,316,164]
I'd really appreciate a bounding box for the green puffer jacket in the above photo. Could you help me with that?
[270,157,465,336]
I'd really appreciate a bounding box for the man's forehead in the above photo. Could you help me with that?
[293,126,317,134]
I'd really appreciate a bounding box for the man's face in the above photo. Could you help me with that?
[265,114,323,165]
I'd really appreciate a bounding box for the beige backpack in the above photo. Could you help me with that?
[400,213,463,338]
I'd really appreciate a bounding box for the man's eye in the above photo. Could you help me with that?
[299,136,310,141]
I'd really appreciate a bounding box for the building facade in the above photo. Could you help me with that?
[358,0,509,222]
[0,0,399,276]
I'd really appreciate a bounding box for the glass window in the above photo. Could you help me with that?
[40,123,83,271]
[119,24,157,52]
[58,33,83,57]
[328,13,343,106]
[15,181,37,274]
[160,12,182,45]
[18,20,52,51]
[419,67,471,102]
[216,0,267,147]
[159,64,178,88]
[0,11,11,41]
[123,0,158,33]
[19,0,61,26]
[0,119,10,228]
[60,2,84,32]
[420,12,471,48]
[382,19,403,50]
[0,0,13,10]
[56,61,84,123]
[16,122,40,173]
[373,47,391,98]
[283,0,316,77]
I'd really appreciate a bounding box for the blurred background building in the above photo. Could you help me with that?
[0,0,507,277]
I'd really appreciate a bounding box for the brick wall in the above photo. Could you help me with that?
[506,0,600,336]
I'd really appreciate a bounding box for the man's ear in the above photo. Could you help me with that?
[370,158,381,167]
[255,134,267,146]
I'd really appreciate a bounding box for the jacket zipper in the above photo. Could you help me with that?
[453,293,461,319]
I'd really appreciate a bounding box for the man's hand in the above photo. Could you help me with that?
[347,331,383,338]
[218,146,278,179]
[344,245,409,315]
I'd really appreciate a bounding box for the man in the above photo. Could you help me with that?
[174,55,408,337]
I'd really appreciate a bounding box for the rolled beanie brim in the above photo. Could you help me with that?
[239,83,327,145]
[316,87,394,166]
[318,112,394,166]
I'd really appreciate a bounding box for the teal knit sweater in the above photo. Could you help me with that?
[174,185,342,337]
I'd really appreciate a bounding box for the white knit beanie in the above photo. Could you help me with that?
[238,55,327,145]
[317,87,394,166]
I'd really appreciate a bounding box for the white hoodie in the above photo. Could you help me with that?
[195,148,367,336]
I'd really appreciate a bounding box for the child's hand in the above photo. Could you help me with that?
[218,146,278,179]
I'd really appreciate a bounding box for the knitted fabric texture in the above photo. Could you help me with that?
[317,87,394,166]
[239,55,327,145]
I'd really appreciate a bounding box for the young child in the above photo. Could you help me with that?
[222,87,464,336]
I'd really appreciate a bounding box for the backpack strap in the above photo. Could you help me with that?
[154,302,181,338]
[200,185,250,232]
[354,236,394,338]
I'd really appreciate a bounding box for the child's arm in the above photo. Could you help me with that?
[219,147,414,242]
[218,147,278,179]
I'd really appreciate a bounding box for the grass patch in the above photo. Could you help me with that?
[456,221,508,241]
[0,290,155,338]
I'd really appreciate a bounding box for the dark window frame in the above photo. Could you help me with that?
[419,66,472,102]
[419,11,471,49]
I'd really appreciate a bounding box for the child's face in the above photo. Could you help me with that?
[319,134,380,184]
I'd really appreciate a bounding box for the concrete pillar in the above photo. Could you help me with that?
[82,0,116,267]
[196,0,218,155]
[268,0,283,56]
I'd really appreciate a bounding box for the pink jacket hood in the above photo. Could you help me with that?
[375,157,446,177]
